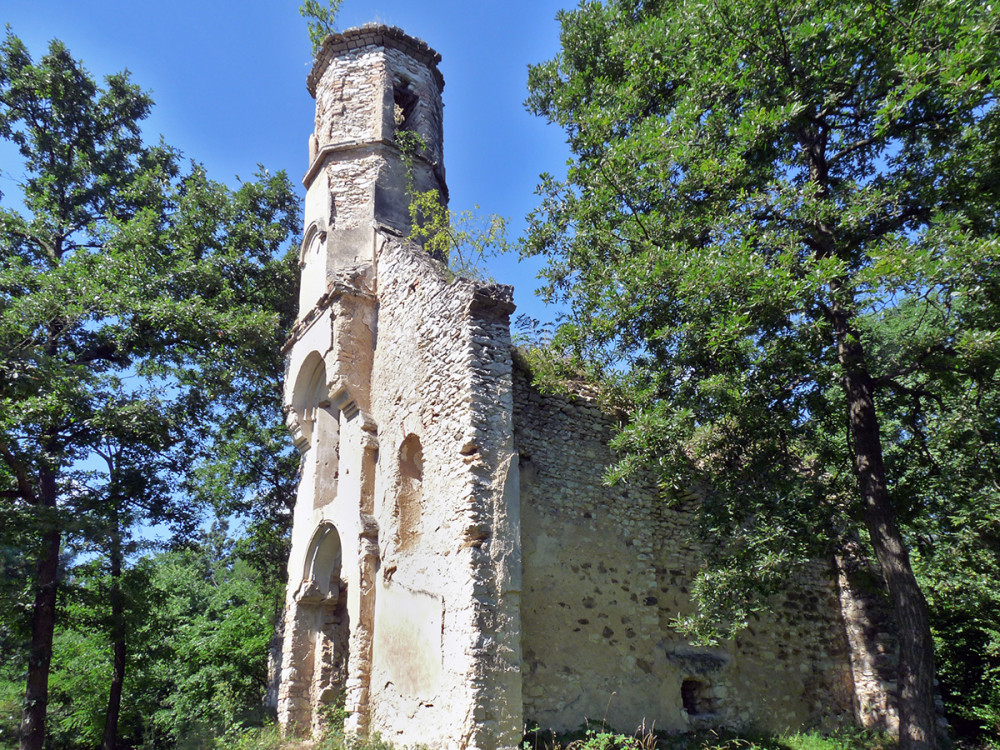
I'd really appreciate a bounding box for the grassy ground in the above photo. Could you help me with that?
[215,723,900,750]
[521,725,897,750]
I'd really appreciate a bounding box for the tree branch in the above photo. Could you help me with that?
[0,436,37,505]
[873,342,956,389]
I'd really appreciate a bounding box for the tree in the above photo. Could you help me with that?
[147,524,281,746]
[300,0,344,56]
[524,1,999,749]
[182,244,300,594]
[0,526,283,750]
[0,32,299,750]
[28,556,165,750]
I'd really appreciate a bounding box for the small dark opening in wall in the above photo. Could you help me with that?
[681,677,714,716]
[393,84,419,132]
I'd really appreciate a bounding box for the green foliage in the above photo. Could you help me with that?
[0,30,299,750]
[300,0,343,56]
[0,524,283,750]
[512,315,603,401]
[407,188,510,282]
[35,558,159,750]
[211,722,285,750]
[147,526,280,746]
[396,128,511,281]
[525,0,999,743]
[205,703,397,750]
[523,725,896,750]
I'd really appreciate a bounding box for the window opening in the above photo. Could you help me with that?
[393,84,419,133]
[395,434,424,551]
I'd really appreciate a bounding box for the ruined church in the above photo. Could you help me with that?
[276,25,898,750]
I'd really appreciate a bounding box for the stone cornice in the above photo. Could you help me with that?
[302,138,447,202]
[282,280,377,355]
[307,24,445,98]
[302,138,395,188]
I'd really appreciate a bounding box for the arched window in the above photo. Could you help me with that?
[289,353,339,508]
[301,522,343,601]
[298,220,328,314]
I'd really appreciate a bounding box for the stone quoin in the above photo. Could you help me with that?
[276,25,899,750]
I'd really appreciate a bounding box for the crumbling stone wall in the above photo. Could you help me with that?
[365,239,521,750]
[513,367,871,734]
[309,35,444,164]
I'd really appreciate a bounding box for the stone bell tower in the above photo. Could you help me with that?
[278,25,522,750]
[297,26,447,316]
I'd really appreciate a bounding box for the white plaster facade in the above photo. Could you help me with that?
[277,25,897,750]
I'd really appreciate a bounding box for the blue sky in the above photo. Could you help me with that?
[2,0,573,326]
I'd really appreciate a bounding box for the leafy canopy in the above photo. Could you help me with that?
[0,29,300,750]
[525,0,999,631]
[0,28,299,533]
[525,0,999,741]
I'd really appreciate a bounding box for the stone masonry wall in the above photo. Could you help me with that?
[513,365,859,735]
[314,47,384,148]
[366,237,521,750]
[312,43,443,168]
[324,154,383,232]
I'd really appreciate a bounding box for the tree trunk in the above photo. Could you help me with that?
[834,313,938,750]
[101,509,125,750]
[19,464,59,750]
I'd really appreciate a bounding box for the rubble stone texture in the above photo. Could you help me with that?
[278,25,898,750]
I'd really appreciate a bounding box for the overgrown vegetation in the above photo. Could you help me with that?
[0,30,298,750]
[3,1,1000,749]
[300,0,344,56]
[406,188,510,282]
[522,726,898,750]
[0,522,283,750]
[206,723,901,750]
[207,709,395,750]
[396,129,511,282]
[524,0,1000,747]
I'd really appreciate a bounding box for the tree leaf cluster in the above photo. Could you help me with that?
[524,0,999,743]
[0,524,280,750]
[300,0,344,56]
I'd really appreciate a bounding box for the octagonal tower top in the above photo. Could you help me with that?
[307,25,444,96]
[297,24,448,316]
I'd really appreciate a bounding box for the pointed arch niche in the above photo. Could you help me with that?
[291,352,340,510]
[291,522,351,736]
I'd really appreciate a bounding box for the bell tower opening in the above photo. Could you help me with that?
[393,82,419,133]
